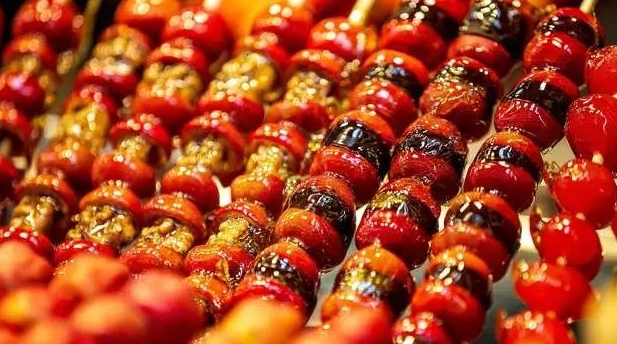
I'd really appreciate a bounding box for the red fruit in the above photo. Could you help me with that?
[50,254,129,300]
[54,240,119,265]
[251,3,314,53]
[392,312,456,344]
[389,115,468,202]
[18,318,94,344]
[551,158,616,229]
[307,17,378,62]
[533,213,603,280]
[200,299,304,344]
[160,167,219,213]
[513,261,593,321]
[0,227,54,262]
[524,8,602,84]
[447,35,513,77]
[0,327,18,344]
[162,6,232,60]
[0,156,19,200]
[586,45,617,95]
[115,0,181,42]
[355,178,440,269]
[0,286,76,330]
[565,94,617,174]
[12,0,81,51]
[311,308,392,344]
[0,71,46,117]
[464,131,543,212]
[494,69,579,151]
[0,242,53,291]
[496,311,577,344]
[411,278,486,343]
[121,271,204,344]
[37,142,96,193]
[120,244,184,274]
[70,295,149,344]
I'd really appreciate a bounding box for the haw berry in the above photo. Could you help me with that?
[513,261,593,321]
[532,213,603,280]
[551,158,616,229]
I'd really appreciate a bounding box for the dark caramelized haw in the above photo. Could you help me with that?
[321,243,415,322]
[380,0,470,69]
[411,248,490,342]
[464,131,544,212]
[348,49,429,135]
[276,175,356,270]
[419,56,502,140]
[309,110,396,204]
[586,45,617,95]
[549,158,616,229]
[232,241,320,318]
[355,178,440,269]
[512,260,593,321]
[434,191,521,281]
[389,115,468,202]
[524,7,603,84]
[496,311,577,344]
[494,69,579,151]
[449,0,535,76]
[531,213,603,280]
[566,94,617,173]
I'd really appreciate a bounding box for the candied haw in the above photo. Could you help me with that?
[355,178,440,269]
[524,8,603,84]
[513,261,593,321]
[586,45,617,95]
[464,131,543,212]
[532,213,603,280]
[389,115,468,202]
[496,311,577,344]
[551,158,616,229]
[494,69,579,151]
[392,312,456,344]
[565,94,617,174]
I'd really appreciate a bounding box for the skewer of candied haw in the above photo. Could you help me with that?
[463,131,544,212]
[52,113,173,263]
[118,0,345,277]
[379,0,471,70]
[493,2,603,151]
[0,6,3,47]
[51,3,235,264]
[0,1,179,259]
[196,0,337,133]
[265,4,382,132]
[232,0,386,213]
[523,7,603,85]
[0,0,83,172]
[180,200,274,323]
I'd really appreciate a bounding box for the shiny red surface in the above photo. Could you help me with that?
[551,158,617,229]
